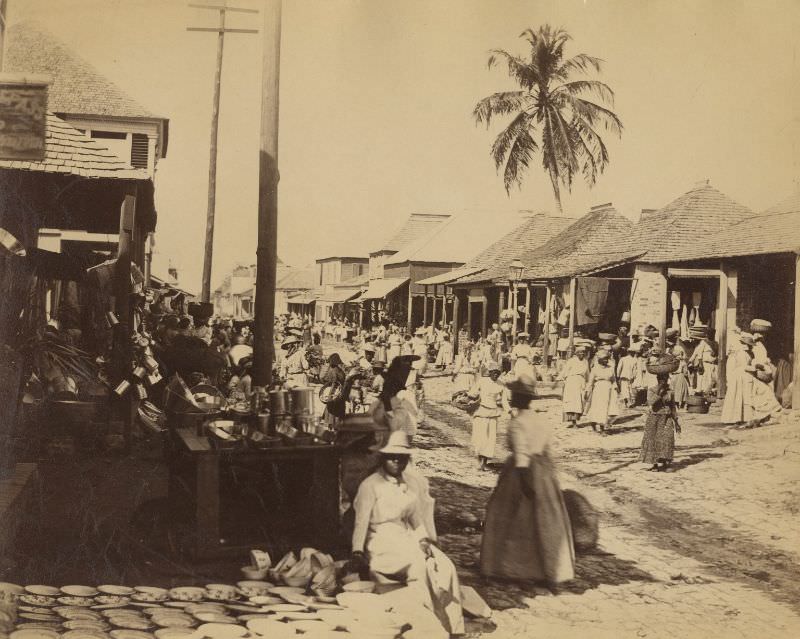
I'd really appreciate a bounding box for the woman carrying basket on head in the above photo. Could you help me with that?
[639,354,681,472]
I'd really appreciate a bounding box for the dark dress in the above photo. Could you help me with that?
[639,385,677,463]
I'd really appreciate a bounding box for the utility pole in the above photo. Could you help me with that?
[252,0,281,387]
[188,2,258,302]
[0,0,9,70]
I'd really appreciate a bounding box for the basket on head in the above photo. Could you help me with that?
[646,354,680,375]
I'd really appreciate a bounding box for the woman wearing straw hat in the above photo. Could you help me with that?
[559,344,589,428]
[480,374,575,584]
[350,430,464,636]
[584,348,620,435]
[467,361,510,470]
[639,355,681,472]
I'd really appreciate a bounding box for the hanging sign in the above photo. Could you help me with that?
[0,74,51,161]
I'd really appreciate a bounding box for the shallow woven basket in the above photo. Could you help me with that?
[646,360,680,375]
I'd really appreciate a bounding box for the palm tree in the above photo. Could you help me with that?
[474,26,622,213]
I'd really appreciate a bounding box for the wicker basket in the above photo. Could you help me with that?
[646,359,680,375]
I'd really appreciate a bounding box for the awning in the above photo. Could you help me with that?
[416,266,485,286]
[360,277,409,300]
[287,293,317,305]
[320,288,360,304]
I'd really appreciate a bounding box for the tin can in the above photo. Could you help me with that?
[135,384,148,400]
[114,380,131,396]
[256,411,271,434]
[144,355,159,372]
[146,371,163,386]
[132,366,147,379]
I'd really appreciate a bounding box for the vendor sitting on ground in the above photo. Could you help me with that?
[350,430,463,636]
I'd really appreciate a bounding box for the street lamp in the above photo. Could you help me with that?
[508,259,525,338]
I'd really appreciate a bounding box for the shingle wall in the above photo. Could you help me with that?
[631,263,667,331]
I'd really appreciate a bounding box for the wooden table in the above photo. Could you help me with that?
[166,428,342,559]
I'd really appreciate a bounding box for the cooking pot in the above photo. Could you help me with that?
[290,387,315,415]
[269,389,291,414]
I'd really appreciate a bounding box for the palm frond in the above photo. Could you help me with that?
[491,111,537,170]
[564,95,624,135]
[553,80,616,106]
[487,49,537,89]
[555,53,603,78]
[473,90,532,127]
[503,127,538,192]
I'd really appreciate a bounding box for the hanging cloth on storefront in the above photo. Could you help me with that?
[574,277,610,326]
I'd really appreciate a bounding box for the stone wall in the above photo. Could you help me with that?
[630,263,667,331]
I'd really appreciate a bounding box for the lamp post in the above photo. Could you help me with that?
[508,259,525,340]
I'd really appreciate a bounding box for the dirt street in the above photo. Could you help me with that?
[414,373,800,638]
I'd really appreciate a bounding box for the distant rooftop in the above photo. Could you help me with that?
[372,213,450,255]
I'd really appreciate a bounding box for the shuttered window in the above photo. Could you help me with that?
[131,133,149,168]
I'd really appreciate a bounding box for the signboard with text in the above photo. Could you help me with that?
[0,74,50,161]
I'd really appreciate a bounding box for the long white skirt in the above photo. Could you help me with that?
[561,375,585,416]
[585,379,620,423]
[471,416,497,458]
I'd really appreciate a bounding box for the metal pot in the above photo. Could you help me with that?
[290,387,315,415]
[269,389,290,414]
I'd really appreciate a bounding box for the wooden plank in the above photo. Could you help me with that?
[717,262,729,398]
[524,285,531,335]
[568,278,576,353]
[668,268,722,279]
[452,294,460,351]
[542,287,552,366]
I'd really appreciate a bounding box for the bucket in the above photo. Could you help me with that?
[290,387,315,415]
[269,389,291,414]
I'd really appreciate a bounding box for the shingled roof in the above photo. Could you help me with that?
[668,192,800,262]
[384,211,523,266]
[5,21,160,120]
[454,213,577,285]
[277,268,316,291]
[372,213,450,255]
[523,204,641,281]
[634,181,754,263]
[0,113,149,180]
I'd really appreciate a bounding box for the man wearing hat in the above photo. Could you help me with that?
[350,430,464,635]
[279,334,309,388]
[467,361,510,470]
[510,332,535,379]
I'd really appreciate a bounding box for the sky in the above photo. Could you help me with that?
[7,0,800,294]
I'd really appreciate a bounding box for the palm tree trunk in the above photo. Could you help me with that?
[549,168,563,214]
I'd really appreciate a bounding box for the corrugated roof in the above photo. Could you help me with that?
[372,213,450,254]
[361,277,409,300]
[455,213,577,284]
[384,212,524,266]
[668,192,800,262]
[634,182,754,263]
[522,205,640,280]
[0,113,150,179]
[6,21,161,120]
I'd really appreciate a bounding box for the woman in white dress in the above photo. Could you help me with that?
[451,343,478,393]
[351,430,463,637]
[584,348,620,435]
[721,333,754,424]
[559,345,589,428]
[468,361,511,470]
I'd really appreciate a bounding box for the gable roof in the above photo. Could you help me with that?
[522,205,640,280]
[668,192,800,262]
[0,113,149,180]
[277,268,316,291]
[384,211,524,266]
[372,213,450,255]
[5,21,162,121]
[454,213,577,284]
[634,181,754,263]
